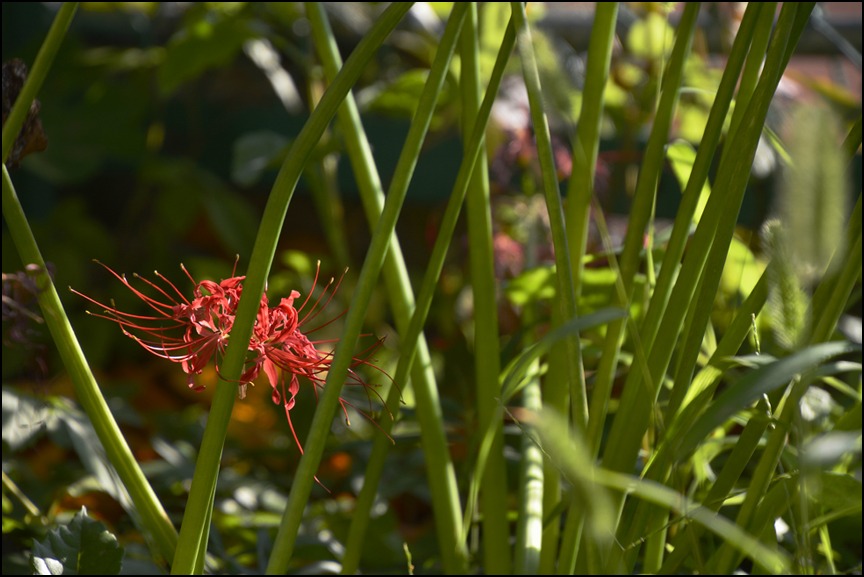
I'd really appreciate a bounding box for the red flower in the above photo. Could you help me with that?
[71,260,390,454]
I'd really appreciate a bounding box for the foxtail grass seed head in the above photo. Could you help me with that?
[762,219,810,349]
[780,104,849,284]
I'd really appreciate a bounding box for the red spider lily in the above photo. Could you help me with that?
[71,260,391,455]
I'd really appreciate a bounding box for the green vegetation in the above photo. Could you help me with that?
[3,2,861,574]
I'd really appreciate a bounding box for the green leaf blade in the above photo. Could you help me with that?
[31,507,124,576]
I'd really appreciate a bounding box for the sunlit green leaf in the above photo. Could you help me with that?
[627,11,675,60]
[666,140,710,224]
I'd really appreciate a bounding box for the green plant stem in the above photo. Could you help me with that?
[708,34,857,565]
[564,0,617,451]
[364,16,515,557]
[592,3,701,571]
[604,5,815,572]
[311,22,517,572]
[461,6,511,573]
[532,407,791,574]
[592,5,699,569]
[304,3,471,572]
[170,4,416,574]
[1,3,78,164]
[725,2,777,145]
[513,2,597,571]
[511,0,584,432]
[512,233,545,575]
[527,6,616,572]
[2,166,178,565]
[708,376,818,573]
[565,1,617,299]
[660,402,772,574]
[598,0,699,459]
[652,3,773,419]
[2,3,178,566]
[597,465,791,574]
[514,360,544,575]
[617,0,764,426]
[620,269,770,571]
[673,0,814,413]
[562,25,617,564]
[309,17,514,573]
[2,470,42,520]
[265,5,467,573]
[601,0,796,488]
[668,0,815,465]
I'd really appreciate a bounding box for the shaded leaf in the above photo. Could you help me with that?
[52,398,134,513]
[231,130,289,187]
[158,16,257,96]
[31,507,124,575]
[808,471,862,523]
[199,181,259,258]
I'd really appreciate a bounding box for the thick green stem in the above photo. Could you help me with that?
[511,0,584,432]
[611,6,817,572]
[536,6,617,571]
[566,1,619,301]
[2,166,178,565]
[1,3,78,164]
[462,5,511,573]
[170,4,416,574]
[594,4,700,571]
[627,1,767,425]
[2,3,178,566]
[598,0,700,475]
[265,4,467,573]
[621,270,770,571]
[512,2,595,571]
[633,3,814,568]
[514,360,544,575]
[304,3,470,572]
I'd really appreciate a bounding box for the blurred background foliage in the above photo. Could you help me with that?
[2,2,861,574]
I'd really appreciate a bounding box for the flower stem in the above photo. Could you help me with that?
[265,4,468,573]
[462,5,511,573]
[305,3,478,572]
[170,3,416,574]
[2,3,178,565]
[2,165,178,565]
[1,3,77,164]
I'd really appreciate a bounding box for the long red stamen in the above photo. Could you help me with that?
[73,260,393,460]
